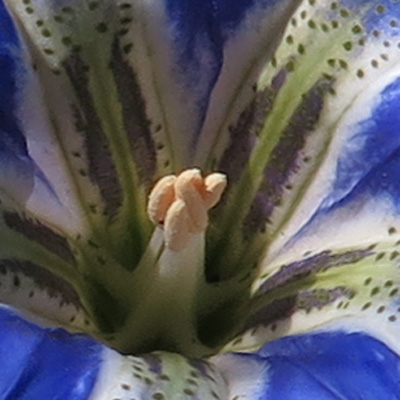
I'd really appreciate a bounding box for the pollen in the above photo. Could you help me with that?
[147,169,227,251]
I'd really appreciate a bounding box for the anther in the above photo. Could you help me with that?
[147,169,227,251]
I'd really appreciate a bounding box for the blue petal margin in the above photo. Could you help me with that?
[0,306,101,400]
[0,1,30,161]
[258,331,400,400]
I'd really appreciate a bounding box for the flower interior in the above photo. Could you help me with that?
[3,0,400,364]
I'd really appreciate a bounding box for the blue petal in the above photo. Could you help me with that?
[322,76,400,213]
[259,331,400,400]
[214,331,400,400]
[0,306,101,400]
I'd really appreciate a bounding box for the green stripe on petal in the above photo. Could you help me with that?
[225,219,400,352]
[205,0,400,283]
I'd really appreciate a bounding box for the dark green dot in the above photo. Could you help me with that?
[13,275,20,287]
[352,25,363,34]
[308,20,316,29]
[362,302,371,310]
[41,29,51,37]
[118,28,129,36]
[343,41,352,51]
[89,2,99,10]
[25,7,34,14]
[286,60,295,72]
[364,277,372,286]
[327,58,336,67]
[321,23,330,32]
[370,287,380,296]
[96,22,108,33]
[298,44,305,54]
[120,17,132,24]
[123,43,133,54]
[376,4,386,14]
[43,48,54,55]
[62,37,72,46]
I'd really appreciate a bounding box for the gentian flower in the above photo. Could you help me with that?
[1,0,400,398]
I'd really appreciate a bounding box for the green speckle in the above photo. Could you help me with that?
[340,8,350,18]
[343,41,352,51]
[370,287,380,296]
[96,22,108,33]
[41,29,51,37]
[297,44,305,54]
[308,20,316,29]
[376,4,386,14]
[89,2,99,10]
[286,60,295,72]
[62,37,72,46]
[120,17,132,24]
[362,302,371,310]
[123,43,133,54]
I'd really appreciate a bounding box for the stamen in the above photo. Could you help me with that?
[147,169,227,251]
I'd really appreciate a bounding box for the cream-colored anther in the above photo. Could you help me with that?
[147,169,227,251]
[147,175,177,225]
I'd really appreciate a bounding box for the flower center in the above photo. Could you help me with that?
[147,169,227,251]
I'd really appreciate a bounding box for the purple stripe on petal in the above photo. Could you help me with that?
[258,249,370,295]
[109,40,157,187]
[3,212,76,265]
[63,54,123,218]
[243,77,333,238]
[217,70,287,183]
[0,259,81,307]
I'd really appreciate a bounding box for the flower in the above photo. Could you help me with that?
[1,0,400,398]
